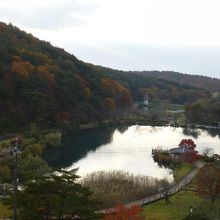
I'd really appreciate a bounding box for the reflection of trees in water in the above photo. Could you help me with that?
[134,125,153,135]
[149,126,162,133]
[205,129,220,138]
[43,125,220,170]
[182,127,220,139]
[43,126,116,169]
[134,125,143,135]
[117,125,129,134]
[133,125,162,135]
[182,128,200,139]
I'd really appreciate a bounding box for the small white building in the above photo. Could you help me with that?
[143,94,149,107]
[143,94,149,111]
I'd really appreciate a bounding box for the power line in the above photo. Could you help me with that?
[94,150,149,153]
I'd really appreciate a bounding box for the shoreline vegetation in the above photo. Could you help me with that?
[0,119,219,157]
[81,170,172,209]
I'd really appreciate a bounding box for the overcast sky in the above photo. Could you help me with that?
[1,0,220,78]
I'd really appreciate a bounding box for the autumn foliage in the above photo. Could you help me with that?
[103,204,145,220]
[179,139,203,163]
[179,139,196,149]
[101,78,132,107]
[181,152,203,164]
[0,21,214,130]
[75,74,92,98]
[11,60,34,78]
[56,112,70,122]
[104,97,116,111]
[196,164,220,205]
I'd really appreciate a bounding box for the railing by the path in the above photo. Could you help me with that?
[0,162,204,219]
[97,162,204,214]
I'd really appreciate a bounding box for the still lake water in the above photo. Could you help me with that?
[43,125,220,179]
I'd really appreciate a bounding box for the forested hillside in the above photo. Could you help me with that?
[0,22,210,130]
[185,96,220,124]
[134,71,220,92]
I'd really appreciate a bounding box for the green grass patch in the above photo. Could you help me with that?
[173,163,193,182]
[143,190,220,220]
[23,137,37,146]
[149,102,184,112]
[0,200,11,218]
[0,138,14,149]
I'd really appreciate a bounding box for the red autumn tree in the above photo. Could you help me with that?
[103,204,145,220]
[56,112,70,122]
[181,152,203,164]
[179,139,196,149]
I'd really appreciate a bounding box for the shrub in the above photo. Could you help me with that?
[23,138,37,146]
[25,143,44,155]
[81,170,172,209]
[44,132,62,147]
[0,164,11,182]
[152,151,180,169]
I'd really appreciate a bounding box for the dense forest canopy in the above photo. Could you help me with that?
[134,71,220,93]
[185,96,220,124]
[0,22,211,130]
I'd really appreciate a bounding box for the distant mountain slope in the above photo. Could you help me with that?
[0,22,210,130]
[133,71,220,93]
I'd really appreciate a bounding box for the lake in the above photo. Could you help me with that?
[43,125,220,180]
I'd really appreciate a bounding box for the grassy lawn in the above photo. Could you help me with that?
[143,190,220,220]
[173,163,193,182]
[149,102,184,112]
[0,200,11,218]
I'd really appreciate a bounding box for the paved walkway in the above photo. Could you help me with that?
[98,161,204,213]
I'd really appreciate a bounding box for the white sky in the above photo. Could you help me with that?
[1,0,220,78]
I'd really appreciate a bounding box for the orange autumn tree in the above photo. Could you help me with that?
[120,88,132,107]
[104,97,116,111]
[104,204,145,220]
[56,112,70,122]
[11,60,34,78]
[75,75,92,98]
[101,77,132,107]
[36,64,50,80]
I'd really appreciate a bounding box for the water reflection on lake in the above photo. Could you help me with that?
[43,125,220,180]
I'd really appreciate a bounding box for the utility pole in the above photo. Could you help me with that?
[13,149,17,220]
[10,137,22,220]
